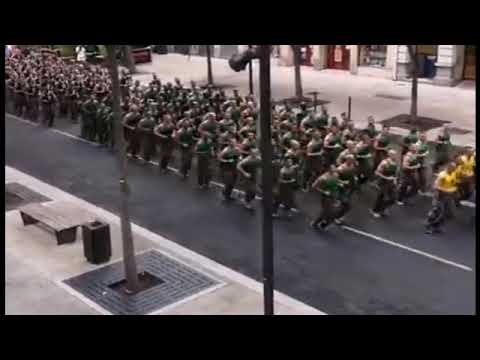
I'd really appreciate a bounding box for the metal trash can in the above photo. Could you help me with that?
[82,221,111,264]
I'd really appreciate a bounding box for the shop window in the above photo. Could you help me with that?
[359,45,387,68]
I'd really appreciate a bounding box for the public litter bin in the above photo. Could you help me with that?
[424,56,437,78]
[82,221,111,264]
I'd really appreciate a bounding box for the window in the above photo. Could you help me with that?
[359,45,387,68]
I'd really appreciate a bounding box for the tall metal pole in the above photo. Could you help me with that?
[248,45,254,95]
[348,96,352,121]
[206,45,213,86]
[106,45,140,293]
[259,45,274,315]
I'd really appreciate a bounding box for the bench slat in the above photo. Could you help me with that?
[19,201,98,231]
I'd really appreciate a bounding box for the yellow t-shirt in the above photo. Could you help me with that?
[459,155,475,178]
[436,170,458,193]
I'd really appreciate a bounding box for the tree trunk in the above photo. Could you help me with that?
[106,45,140,293]
[206,45,213,85]
[407,45,418,123]
[292,45,303,98]
[124,45,137,74]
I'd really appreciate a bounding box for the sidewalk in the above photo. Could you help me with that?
[132,54,476,148]
[5,166,323,315]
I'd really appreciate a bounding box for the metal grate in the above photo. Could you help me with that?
[5,182,52,211]
[380,114,451,132]
[63,250,222,315]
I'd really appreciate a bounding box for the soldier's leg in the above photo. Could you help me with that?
[244,180,256,206]
[90,118,98,142]
[197,155,207,186]
[80,117,88,138]
[180,148,190,178]
[130,132,140,157]
[302,159,313,191]
[433,152,448,173]
[418,166,427,193]
[397,172,410,203]
[221,170,231,199]
[372,186,386,214]
[160,142,169,170]
[47,105,55,127]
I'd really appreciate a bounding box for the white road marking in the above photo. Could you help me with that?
[341,225,473,272]
[51,129,101,146]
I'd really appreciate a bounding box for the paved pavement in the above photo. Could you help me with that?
[5,113,476,314]
[130,54,476,147]
[6,166,320,315]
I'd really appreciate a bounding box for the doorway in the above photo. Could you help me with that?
[464,45,476,80]
[327,45,350,70]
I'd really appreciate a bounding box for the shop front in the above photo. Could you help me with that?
[327,45,350,70]
[463,45,476,80]
[359,45,388,68]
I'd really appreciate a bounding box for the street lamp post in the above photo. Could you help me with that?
[228,46,275,315]
[206,45,213,86]
[248,45,254,95]
[259,45,274,316]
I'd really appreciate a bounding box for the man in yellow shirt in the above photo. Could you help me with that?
[426,162,458,234]
[456,147,475,202]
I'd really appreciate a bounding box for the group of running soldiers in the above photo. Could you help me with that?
[5,48,475,235]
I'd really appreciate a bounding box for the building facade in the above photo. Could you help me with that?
[276,45,475,86]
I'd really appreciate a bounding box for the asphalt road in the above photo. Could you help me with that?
[5,113,476,315]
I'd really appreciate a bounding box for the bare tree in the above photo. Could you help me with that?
[106,45,140,293]
[291,45,303,98]
[124,45,137,74]
[407,45,418,123]
[206,45,213,85]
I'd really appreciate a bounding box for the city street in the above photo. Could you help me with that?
[131,54,476,147]
[5,113,475,315]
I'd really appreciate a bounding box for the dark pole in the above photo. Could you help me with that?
[348,96,352,121]
[248,45,254,95]
[312,91,319,112]
[259,45,274,316]
[206,45,213,86]
[105,45,140,293]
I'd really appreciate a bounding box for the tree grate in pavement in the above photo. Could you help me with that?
[63,250,222,315]
[380,114,451,132]
[5,182,52,212]
[274,96,330,108]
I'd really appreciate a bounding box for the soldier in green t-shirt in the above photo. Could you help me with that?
[310,165,343,230]
[176,120,196,179]
[433,125,451,173]
[218,139,241,201]
[402,128,419,157]
[237,148,261,210]
[371,149,399,218]
[416,132,430,195]
[373,125,391,171]
[195,132,214,189]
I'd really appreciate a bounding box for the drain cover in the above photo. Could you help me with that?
[5,182,51,211]
[63,250,222,315]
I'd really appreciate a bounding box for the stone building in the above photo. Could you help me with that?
[275,45,475,86]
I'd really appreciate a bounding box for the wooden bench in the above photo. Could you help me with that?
[19,201,99,245]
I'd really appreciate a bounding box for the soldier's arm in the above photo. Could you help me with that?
[218,148,228,162]
[237,159,250,178]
